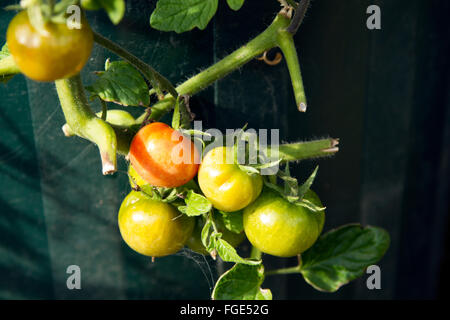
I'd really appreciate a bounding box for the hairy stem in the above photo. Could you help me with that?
[272,138,340,162]
[55,75,117,174]
[276,29,307,111]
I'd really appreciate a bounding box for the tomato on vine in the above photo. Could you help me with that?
[198,146,263,212]
[243,189,325,257]
[118,190,195,257]
[6,10,93,82]
[129,122,200,188]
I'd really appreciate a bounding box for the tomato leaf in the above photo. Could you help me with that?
[201,219,214,251]
[87,61,150,107]
[226,0,245,11]
[81,0,126,25]
[300,224,390,292]
[178,190,212,216]
[297,165,319,200]
[214,236,260,266]
[212,264,272,300]
[218,210,244,234]
[150,0,218,33]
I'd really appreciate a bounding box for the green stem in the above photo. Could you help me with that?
[177,14,290,96]
[250,246,262,260]
[55,75,117,174]
[92,31,177,98]
[272,138,340,162]
[265,265,301,276]
[0,55,21,80]
[276,29,307,111]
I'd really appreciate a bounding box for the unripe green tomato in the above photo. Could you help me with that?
[243,189,325,257]
[186,214,246,255]
[118,191,195,257]
[198,146,263,212]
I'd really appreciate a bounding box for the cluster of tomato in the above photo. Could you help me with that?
[5,10,325,260]
[121,122,325,259]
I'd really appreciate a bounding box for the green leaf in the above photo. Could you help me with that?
[178,190,212,216]
[0,44,10,60]
[87,61,150,107]
[297,165,319,200]
[218,210,244,234]
[214,237,260,266]
[212,264,272,300]
[91,0,126,25]
[201,219,214,251]
[300,224,390,292]
[226,0,245,11]
[150,0,218,33]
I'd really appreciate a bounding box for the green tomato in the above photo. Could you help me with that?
[118,191,194,257]
[198,146,263,212]
[186,213,246,255]
[243,189,325,257]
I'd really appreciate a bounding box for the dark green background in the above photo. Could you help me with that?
[0,0,448,299]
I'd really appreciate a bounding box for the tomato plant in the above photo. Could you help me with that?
[0,0,390,300]
[6,10,93,82]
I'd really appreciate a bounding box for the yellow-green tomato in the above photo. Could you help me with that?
[7,10,93,81]
[243,189,325,257]
[186,215,246,255]
[198,147,263,212]
[118,191,194,257]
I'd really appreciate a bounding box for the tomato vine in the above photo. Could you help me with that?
[0,0,390,300]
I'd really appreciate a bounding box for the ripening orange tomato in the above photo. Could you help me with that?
[129,122,200,188]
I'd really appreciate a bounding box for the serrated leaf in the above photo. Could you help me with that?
[150,0,218,33]
[226,0,245,11]
[87,61,150,107]
[178,190,212,216]
[300,224,390,292]
[212,264,271,300]
[218,210,244,234]
[214,237,260,266]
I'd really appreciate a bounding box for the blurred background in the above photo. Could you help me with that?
[0,0,448,299]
